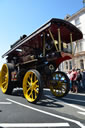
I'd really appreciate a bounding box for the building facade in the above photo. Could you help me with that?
[60,8,85,72]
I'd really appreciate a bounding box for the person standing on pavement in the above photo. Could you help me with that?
[81,69,85,91]
[67,70,72,91]
[76,69,82,92]
[70,68,78,93]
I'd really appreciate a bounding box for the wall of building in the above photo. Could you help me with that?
[60,8,85,72]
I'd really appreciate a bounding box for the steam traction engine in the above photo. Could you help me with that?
[0,18,83,103]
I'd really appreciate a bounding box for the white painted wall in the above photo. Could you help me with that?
[68,10,85,52]
[60,9,85,71]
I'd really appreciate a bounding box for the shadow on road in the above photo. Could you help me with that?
[63,93,85,107]
[12,88,24,97]
[44,90,85,107]
[37,95,64,108]
[11,88,64,108]
[9,88,85,108]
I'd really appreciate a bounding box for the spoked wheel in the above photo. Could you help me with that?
[0,71,1,88]
[23,69,43,103]
[49,71,70,98]
[0,63,14,94]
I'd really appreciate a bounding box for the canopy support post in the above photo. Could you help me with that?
[43,33,45,56]
[70,33,73,55]
[48,29,58,51]
[58,28,61,51]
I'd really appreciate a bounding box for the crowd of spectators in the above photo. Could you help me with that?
[67,68,85,93]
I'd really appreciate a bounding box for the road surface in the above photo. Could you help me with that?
[0,88,85,128]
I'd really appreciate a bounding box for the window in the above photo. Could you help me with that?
[76,41,79,52]
[75,18,80,25]
[80,59,84,69]
[65,62,68,70]
[76,41,82,52]
[80,42,82,51]
[69,61,72,70]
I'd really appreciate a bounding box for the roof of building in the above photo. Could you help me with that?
[65,7,85,21]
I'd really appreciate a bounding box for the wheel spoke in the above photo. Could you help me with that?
[2,81,6,86]
[34,88,38,94]
[27,81,31,86]
[30,72,33,83]
[34,91,38,99]
[33,80,38,85]
[62,86,66,90]
[28,90,32,97]
[27,87,31,93]
[35,84,39,88]
[3,84,7,89]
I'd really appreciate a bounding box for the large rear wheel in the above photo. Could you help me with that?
[0,63,14,94]
[49,71,70,98]
[23,69,43,103]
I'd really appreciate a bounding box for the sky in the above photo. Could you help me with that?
[0,0,84,69]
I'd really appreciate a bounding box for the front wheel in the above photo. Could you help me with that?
[49,71,70,98]
[23,69,43,103]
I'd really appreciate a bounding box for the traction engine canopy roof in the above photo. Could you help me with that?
[2,18,83,58]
